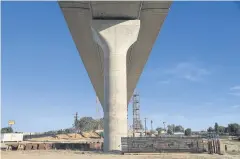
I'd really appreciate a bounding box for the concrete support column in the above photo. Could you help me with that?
[92,20,140,152]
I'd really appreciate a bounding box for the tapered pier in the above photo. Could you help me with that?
[92,20,140,151]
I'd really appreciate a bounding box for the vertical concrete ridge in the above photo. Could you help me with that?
[91,20,140,152]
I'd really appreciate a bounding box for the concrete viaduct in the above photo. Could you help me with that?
[59,1,172,152]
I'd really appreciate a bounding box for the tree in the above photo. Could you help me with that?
[214,122,219,133]
[185,128,192,136]
[228,123,240,135]
[207,127,214,132]
[175,125,184,132]
[167,129,173,135]
[218,126,225,134]
[224,127,229,133]
[1,127,13,133]
[156,127,164,135]
[45,130,56,135]
[57,129,64,134]
[156,127,164,132]
[76,117,104,132]
[64,128,71,133]
[167,124,175,133]
[78,117,96,131]
[235,127,240,136]
[236,128,240,136]
[96,118,104,129]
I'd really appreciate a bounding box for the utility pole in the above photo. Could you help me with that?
[151,120,153,131]
[74,112,78,128]
[163,122,166,131]
[74,112,78,138]
[144,118,147,136]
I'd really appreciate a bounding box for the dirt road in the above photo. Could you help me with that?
[1,150,240,159]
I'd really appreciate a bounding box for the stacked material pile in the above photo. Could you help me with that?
[82,131,100,138]
[27,132,101,142]
[67,133,84,139]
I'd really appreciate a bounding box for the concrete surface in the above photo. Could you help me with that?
[59,1,171,152]
[59,1,171,106]
[92,20,140,151]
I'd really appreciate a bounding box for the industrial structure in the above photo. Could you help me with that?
[132,92,143,136]
[59,1,172,152]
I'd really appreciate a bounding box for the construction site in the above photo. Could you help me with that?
[2,92,239,158]
[2,1,240,159]
[1,92,144,151]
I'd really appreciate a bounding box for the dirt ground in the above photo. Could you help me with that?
[1,150,240,159]
[221,139,240,155]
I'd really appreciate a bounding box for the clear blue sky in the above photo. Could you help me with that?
[2,2,240,132]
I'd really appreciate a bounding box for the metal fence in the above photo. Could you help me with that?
[121,137,205,153]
